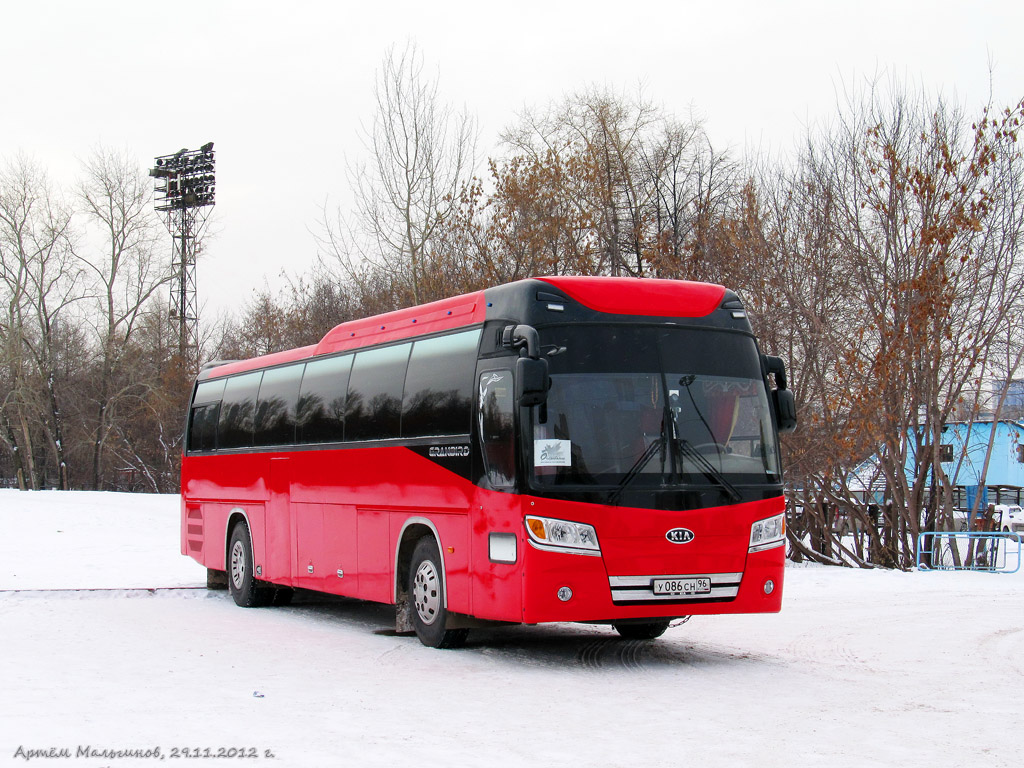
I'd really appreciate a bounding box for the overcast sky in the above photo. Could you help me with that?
[2,0,1022,320]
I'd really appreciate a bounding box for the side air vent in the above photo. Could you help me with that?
[186,506,204,554]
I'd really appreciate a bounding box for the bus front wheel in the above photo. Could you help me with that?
[613,621,671,640]
[408,537,468,649]
[228,521,272,608]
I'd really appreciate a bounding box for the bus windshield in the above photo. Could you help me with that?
[531,325,781,489]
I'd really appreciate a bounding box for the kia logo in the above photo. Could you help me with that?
[665,527,695,544]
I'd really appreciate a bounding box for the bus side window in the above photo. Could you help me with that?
[188,378,226,453]
[296,354,352,444]
[188,404,218,452]
[479,370,515,488]
[218,371,263,449]
[346,343,412,441]
[254,363,303,446]
[403,329,481,437]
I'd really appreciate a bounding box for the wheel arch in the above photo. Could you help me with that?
[394,517,447,608]
[224,507,252,574]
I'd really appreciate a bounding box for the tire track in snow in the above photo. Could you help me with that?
[782,628,864,671]
[573,636,778,671]
[978,627,1024,677]
[576,638,650,670]
[0,586,208,595]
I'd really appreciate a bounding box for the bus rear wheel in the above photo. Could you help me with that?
[228,520,272,608]
[408,537,468,649]
[613,621,671,640]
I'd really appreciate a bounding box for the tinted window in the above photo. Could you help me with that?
[296,355,352,444]
[533,326,779,486]
[194,379,226,405]
[543,325,762,379]
[479,369,515,488]
[402,330,480,437]
[188,379,225,453]
[346,343,411,441]
[218,371,263,449]
[254,364,303,446]
[189,405,220,452]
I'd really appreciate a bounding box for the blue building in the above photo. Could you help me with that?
[936,420,1024,508]
[849,420,1024,509]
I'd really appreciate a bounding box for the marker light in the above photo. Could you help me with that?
[525,515,601,555]
[749,513,786,553]
[488,533,518,564]
[527,517,547,539]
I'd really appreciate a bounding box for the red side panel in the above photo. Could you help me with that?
[537,276,726,318]
[183,447,478,607]
[182,445,785,624]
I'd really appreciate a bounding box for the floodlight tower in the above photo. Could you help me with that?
[149,142,216,368]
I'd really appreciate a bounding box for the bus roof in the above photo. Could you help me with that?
[537,276,725,317]
[201,276,729,379]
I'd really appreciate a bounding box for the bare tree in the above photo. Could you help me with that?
[501,87,658,276]
[0,155,80,489]
[497,88,734,281]
[730,82,1024,568]
[77,147,170,490]
[319,42,477,306]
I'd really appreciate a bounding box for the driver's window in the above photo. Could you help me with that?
[479,370,515,489]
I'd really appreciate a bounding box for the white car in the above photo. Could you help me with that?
[995,504,1024,536]
[952,508,969,531]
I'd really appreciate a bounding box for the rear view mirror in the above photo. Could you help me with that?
[763,354,796,433]
[516,356,549,407]
[772,388,797,434]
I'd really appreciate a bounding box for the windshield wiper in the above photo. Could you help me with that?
[609,430,742,506]
[670,375,742,503]
[609,431,664,506]
[610,373,743,505]
[674,437,742,504]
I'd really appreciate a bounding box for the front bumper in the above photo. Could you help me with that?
[519,541,785,624]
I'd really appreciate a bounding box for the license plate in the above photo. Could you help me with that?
[653,577,711,595]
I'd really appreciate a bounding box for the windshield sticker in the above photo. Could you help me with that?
[535,439,572,467]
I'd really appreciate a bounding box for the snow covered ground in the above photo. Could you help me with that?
[1,490,1022,768]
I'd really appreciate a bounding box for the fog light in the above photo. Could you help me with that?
[763,579,775,595]
[557,586,573,602]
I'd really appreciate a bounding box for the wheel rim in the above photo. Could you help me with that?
[412,559,441,625]
[230,539,246,590]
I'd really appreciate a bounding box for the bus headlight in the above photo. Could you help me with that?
[526,515,601,555]
[749,513,786,553]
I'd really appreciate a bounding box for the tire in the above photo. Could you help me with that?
[227,521,272,607]
[613,621,671,640]
[408,537,468,649]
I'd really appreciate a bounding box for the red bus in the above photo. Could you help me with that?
[181,276,796,647]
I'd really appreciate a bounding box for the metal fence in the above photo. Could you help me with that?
[916,531,1022,573]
